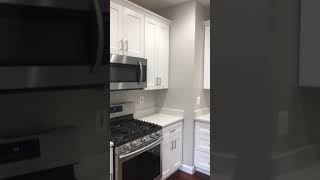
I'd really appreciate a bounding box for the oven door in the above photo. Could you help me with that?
[115,139,161,180]
[110,54,147,91]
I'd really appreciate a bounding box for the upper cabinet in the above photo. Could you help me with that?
[110,2,123,55]
[123,7,145,57]
[110,0,171,89]
[110,1,144,58]
[299,0,320,87]
[145,17,170,90]
[204,21,210,89]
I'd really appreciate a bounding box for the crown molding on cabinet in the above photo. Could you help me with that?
[111,0,172,25]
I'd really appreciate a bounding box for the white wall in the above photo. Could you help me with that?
[155,0,210,167]
[194,2,210,110]
[110,0,210,169]
[110,90,156,111]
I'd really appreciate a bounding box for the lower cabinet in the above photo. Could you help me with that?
[161,122,183,179]
[194,121,210,175]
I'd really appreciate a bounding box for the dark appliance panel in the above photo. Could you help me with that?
[122,144,161,180]
[0,0,109,90]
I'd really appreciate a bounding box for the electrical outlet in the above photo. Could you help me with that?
[278,110,289,136]
[196,96,201,105]
[139,96,144,104]
[96,110,106,132]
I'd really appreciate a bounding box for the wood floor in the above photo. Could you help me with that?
[167,171,210,180]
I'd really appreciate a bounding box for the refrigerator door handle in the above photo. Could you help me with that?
[92,0,105,72]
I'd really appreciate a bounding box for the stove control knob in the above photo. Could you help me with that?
[124,144,129,150]
[141,137,146,142]
[131,141,137,147]
[150,133,156,138]
[156,132,161,136]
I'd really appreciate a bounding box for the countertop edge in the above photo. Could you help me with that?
[194,118,210,123]
[140,113,184,128]
[161,117,184,128]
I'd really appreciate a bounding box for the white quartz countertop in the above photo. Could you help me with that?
[140,113,184,127]
[195,113,210,123]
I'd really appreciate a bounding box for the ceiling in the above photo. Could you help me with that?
[129,0,210,10]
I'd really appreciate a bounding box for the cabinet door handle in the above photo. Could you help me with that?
[120,39,124,52]
[156,77,159,86]
[170,129,176,133]
[171,141,173,150]
[125,40,128,52]
[159,77,162,86]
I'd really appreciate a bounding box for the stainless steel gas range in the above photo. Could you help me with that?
[110,103,162,180]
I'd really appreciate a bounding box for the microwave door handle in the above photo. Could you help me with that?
[139,61,143,84]
[92,0,104,72]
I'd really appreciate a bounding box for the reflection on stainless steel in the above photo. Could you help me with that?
[110,54,147,91]
[110,82,146,91]
[110,54,147,65]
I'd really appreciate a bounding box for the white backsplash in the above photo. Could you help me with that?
[110,90,156,111]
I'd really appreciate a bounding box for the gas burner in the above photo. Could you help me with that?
[110,117,161,147]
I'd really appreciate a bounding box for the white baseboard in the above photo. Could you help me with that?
[195,167,210,176]
[179,164,196,175]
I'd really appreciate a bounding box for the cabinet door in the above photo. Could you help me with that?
[145,17,157,89]
[204,25,210,89]
[123,7,145,58]
[110,2,123,55]
[300,0,320,86]
[161,138,173,179]
[171,134,182,171]
[194,149,210,174]
[156,23,170,89]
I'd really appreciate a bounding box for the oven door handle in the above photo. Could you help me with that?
[119,138,162,160]
[138,61,143,84]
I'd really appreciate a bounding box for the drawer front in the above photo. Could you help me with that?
[163,121,183,139]
[195,122,210,136]
[194,149,210,172]
[195,134,210,152]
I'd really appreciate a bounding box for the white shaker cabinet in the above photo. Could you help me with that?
[156,22,170,89]
[194,121,210,175]
[161,122,183,179]
[110,1,123,55]
[145,17,170,90]
[110,1,145,58]
[204,21,210,89]
[145,17,158,88]
[123,7,145,58]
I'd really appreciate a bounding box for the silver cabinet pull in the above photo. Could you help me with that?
[120,39,124,52]
[125,40,128,52]
[171,141,173,150]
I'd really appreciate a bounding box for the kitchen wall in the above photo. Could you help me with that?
[270,0,320,171]
[212,0,320,177]
[155,0,210,168]
[194,1,210,110]
[110,90,156,112]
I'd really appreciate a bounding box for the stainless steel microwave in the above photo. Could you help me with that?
[110,54,147,91]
